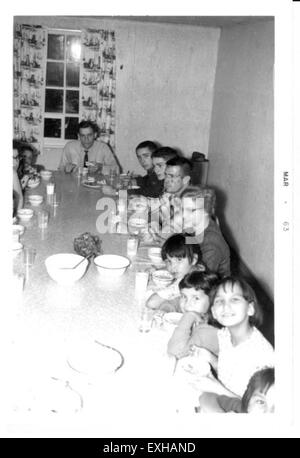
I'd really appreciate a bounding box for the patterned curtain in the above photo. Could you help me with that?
[13,24,46,154]
[80,29,116,148]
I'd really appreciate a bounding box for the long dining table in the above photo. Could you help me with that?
[7,171,203,437]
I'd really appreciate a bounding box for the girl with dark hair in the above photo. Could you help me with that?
[146,233,206,313]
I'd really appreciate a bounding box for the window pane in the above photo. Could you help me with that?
[47,34,65,60]
[44,118,62,138]
[66,90,79,114]
[65,117,79,139]
[45,89,63,112]
[66,35,81,62]
[46,62,64,87]
[66,63,80,87]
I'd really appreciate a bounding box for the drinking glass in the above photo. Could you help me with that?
[46,182,55,195]
[134,270,149,301]
[23,248,36,267]
[53,191,61,207]
[127,237,138,257]
[38,210,49,228]
[138,307,153,333]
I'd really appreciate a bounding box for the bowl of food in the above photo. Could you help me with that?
[163,312,183,332]
[27,177,40,188]
[45,253,89,286]
[148,247,163,264]
[40,170,53,180]
[94,254,130,279]
[152,269,174,288]
[28,194,43,206]
[17,208,34,222]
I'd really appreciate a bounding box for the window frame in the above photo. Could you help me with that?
[43,28,82,148]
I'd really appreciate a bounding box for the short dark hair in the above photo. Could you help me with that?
[241,367,275,413]
[210,275,264,327]
[78,120,99,134]
[161,233,202,265]
[135,141,157,153]
[179,270,219,295]
[166,156,192,177]
[152,147,178,162]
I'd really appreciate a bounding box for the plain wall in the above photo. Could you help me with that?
[208,20,274,298]
[14,16,220,173]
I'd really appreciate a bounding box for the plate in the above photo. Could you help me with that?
[27,179,40,189]
[82,181,102,189]
[67,340,124,380]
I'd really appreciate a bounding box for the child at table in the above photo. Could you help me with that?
[167,270,219,355]
[168,276,274,400]
[146,233,207,313]
[198,366,275,413]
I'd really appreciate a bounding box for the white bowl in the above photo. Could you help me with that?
[94,254,130,279]
[45,253,89,286]
[163,312,183,327]
[17,208,34,221]
[28,194,43,206]
[148,247,163,264]
[13,224,25,236]
[40,170,52,180]
[27,178,40,189]
[152,269,174,288]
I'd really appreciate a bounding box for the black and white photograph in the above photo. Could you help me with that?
[1,0,299,440]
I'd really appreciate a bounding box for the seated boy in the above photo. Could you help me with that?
[128,141,162,198]
[180,186,231,277]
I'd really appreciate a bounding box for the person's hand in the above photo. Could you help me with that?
[102,185,117,196]
[189,346,215,365]
[65,163,77,174]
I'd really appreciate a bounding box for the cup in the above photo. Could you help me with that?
[127,237,138,257]
[139,307,153,333]
[38,210,49,228]
[53,191,61,207]
[23,248,36,267]
[82,167,88,176]
[46,182,55,195]
[135,271,149,300]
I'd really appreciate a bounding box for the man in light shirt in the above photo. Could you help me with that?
[59,120,118,174]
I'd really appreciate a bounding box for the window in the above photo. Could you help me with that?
[44,30,81,144]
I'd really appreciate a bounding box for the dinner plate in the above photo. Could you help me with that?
[67,340,124,380]
[82,181,102,189]
[27,179,40,189]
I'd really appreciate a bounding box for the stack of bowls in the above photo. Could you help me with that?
[17,208,34,222]
[28,194,43,206]
[40,170,52,180]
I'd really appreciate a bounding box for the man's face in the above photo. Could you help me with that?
[136,147,153,171]
[164,165,189,194]
[78,127,96,150]
[152,157,167,180]
[22,149,33,166]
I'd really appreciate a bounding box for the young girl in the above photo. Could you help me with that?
[167,270,219,356]
[168,275,274,399]
[198,367,275,413]
[242,366,275,413]
[146,233,206,313]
